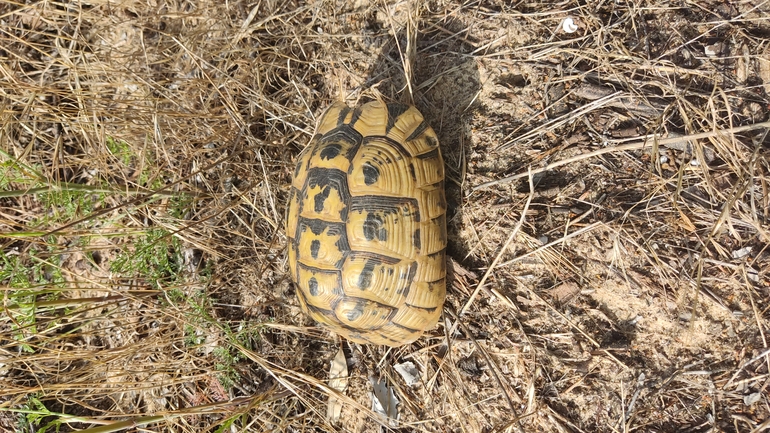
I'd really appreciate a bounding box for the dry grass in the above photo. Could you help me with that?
[1,0,769,432]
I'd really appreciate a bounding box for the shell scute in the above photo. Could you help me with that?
[286,101,446,346]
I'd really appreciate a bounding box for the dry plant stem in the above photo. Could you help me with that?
[619,373,647,432]
[498,222,602,269]
[750,419,770,433]
[0,182,176,199]
[404,5,417,105]
[235,342,389,428]
[447,309,525,433]
[72,395,265,433]
[495,91,623,151]
[459,169,535,317]
[474,121,770,191]
[724,348,770,390]
[382,0,413,103]
[521,285,603,353]
[708,149,762,239]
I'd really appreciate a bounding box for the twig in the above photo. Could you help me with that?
[495,91,622,151]
[497,222,601,268]
[474,121,770,191]
[460,168,535,316]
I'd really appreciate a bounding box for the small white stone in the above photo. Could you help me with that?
[394,361,420,386]
[562,17,578,33]
[747,269,759,283]
[659,155,668,164]
[732,246,752,260]
[744,392,762,406]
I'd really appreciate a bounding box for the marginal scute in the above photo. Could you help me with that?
[285,188,302,240]
[374,324,421,345]
[287,100,446,346]
[411,149,444,186]
[386,105,427,148]
[406,278,446,309]
[417,183,446,220]
[316,101,351,135]
[419,214,447,255]
[393,304,443,334]
[349,100,389,137]
[287,241,298,281]
[402,120,440,156]
[291,145,315,190]
[413,252,446,283]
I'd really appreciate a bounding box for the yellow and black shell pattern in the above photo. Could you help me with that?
[286,100,447,346]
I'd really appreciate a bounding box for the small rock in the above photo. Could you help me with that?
[744,392,762,406]
[562,17,578,33]
[394,362,420,386]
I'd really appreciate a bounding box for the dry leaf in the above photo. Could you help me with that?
[370,377,399,428]
[326,348,348,422]
[678,209,696,232]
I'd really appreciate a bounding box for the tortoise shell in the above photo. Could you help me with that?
[286,100,447,346]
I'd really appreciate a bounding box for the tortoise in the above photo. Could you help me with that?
[286,100,447,346]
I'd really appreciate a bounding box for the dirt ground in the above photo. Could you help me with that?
[1,1,769,432]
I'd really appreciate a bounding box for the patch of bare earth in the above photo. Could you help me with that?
[1,1,768,432]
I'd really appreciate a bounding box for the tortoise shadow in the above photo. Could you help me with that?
[363,14,482,270]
